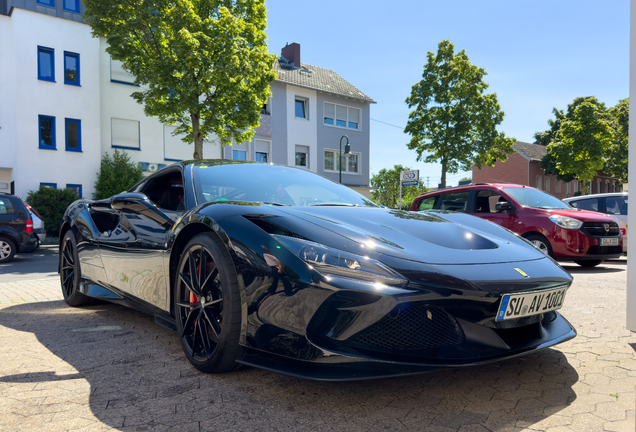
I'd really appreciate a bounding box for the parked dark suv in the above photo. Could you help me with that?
[0,193,40,263]
[410,183,622,267]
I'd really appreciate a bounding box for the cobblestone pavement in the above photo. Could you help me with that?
[0,259,634,432]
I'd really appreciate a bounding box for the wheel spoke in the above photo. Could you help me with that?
[197,317,213,358]
[181,307,198,337]
[63,248,74,266]
[191,310,203,354]
[189,250,200,292]
[199,249,208,292]
[179,272,201,298]
[62,270,74,290]
[176,301,198,309]
[201,307,221,342]
[61,265,74,271]
[200,267,218,295]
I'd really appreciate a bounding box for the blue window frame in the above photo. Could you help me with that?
[38,115,56,150]
[66,184,82,198]
[63,0,79,13]
[64,52,80,86]
[36,0,55,6]
[40,183,57,189]
[37,46,55,82]
[65,118,81,152]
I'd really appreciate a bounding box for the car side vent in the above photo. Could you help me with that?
[349,305,465,351]
[242,215,296,237]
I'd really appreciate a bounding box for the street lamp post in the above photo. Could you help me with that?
[339,135,351,184]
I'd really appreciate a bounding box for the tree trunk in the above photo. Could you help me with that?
[191,111,203,160]
[440,159,447,189]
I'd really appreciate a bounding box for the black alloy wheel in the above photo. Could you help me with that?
[0,237,16,263]
[60,231,91,306]
[174,233,242,373]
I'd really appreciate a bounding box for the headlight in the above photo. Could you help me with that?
[274,235,407,286]
[549,215,583,230]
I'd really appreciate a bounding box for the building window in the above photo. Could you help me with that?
[573,181,578,194]
[566,182,570,197]
[545,177,550,193]
[323,102,361,130]
[40,183,57,189]
[232,150,246,161]
[66,184,82,198]
[63,0,80,13]
[556,180,561,194]
[613,182,616,193]
[324,149,360,174]
[63,51,80,86]
[261,100,270,115]
[536,175,542,190]
[254,139,270,163]
[65,118,81,152]
[295,98,308,119]
[110,57,136,85]
[111,118,140,150]
[37,46,55,82]
[38,115,56,150]
[596,180,600,194]
[605,181,609,193]
[36,0,54,7]
[295,145,309,168]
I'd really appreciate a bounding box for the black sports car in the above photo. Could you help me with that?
[59,160,576,380]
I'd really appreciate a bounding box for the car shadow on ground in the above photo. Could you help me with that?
[0,300,580,431]
[560,263,626,274]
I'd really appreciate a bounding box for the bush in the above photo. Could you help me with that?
[26,187,80,237]
[93,149,144,200]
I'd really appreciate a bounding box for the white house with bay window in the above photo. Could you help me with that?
[0,2,374,200]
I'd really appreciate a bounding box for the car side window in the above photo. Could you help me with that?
[417,196,437,211]
[141,171,186,212]
[0,198,16,215]
[474,190,509,213]
[606,197,627,215]
[440,192,469,212]
[569,198,599,212]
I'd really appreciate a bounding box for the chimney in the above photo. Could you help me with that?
[281,43,301,68]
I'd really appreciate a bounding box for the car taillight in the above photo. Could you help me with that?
[26,204,42,220]
[26,220,33,233]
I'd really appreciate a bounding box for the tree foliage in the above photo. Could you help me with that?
[82,0,277,159]
[606,98,629,184]
[546,97,613,187]
[93,150,144,200]
[536,97,629,185]
[404,40,515,188]
[370,165,427,210]
[26,187,80,237]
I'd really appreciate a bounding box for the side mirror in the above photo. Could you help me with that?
[111,193,173,229]
[495,201,511,212]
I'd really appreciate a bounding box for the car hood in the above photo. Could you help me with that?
[275,206,546,265]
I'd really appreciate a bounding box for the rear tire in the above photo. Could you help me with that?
[574,259,604,268]
[0,238,16,263]
[525,234,554,258]
[60,231,92,306]
[174,232,243,373]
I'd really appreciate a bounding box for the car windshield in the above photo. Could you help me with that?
[501,187,571,210]
[193,163,378,207]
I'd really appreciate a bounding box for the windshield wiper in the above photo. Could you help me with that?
[260,202,290,206]
[310,203,359,207]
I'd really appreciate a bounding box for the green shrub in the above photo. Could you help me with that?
[93,149,144,200]
[26,187,80,237]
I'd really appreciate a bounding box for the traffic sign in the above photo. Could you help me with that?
[400,170,419,187]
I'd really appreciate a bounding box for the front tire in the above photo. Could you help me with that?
[574,259,604,268]
[60,231,91,306]
[174,233,242,373]
[0,238,16,263]
[525,234,554,258]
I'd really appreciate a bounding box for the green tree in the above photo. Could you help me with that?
[93,150,144,200]
[26,187,80,237]
[404,40,515,188]
[605,98,629,184]
[370,165,427,210]
[547,97,613,190]
[82,0,277,160]
[536,107,576,183]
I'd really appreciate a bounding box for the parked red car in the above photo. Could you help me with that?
[410,183,622,267]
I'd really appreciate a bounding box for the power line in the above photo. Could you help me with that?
[370,118,405,129]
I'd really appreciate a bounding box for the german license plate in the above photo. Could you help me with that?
[600,237,619,246]
[496,287,567,322]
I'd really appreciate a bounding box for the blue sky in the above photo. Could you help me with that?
[265,0,629,188]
